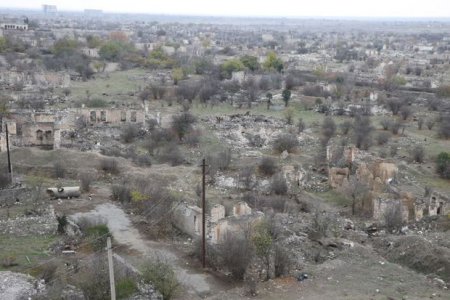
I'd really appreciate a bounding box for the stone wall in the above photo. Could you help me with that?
[79,108,145,125]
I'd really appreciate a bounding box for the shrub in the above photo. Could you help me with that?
[258,195,287,212]
[270,173,288,195]
[390,144,398,157]
[121,124,140,143]
[86,98,108,108]
[76,257,110,300]
[274,245,290,277]
[171,112,196,141]
[426,119,435,130]
[258,157,278,176]
[111,182,132,203]
[380,118,391,130]
[56,215,68,234]
[417,118,424,130]
[142,258,179,300]
[400,105,412,120]
[99,158,119,174]
[158,144,184,166]
[410,145,425,163]
[84,224,110,251]
[384,202,403,233]
[239,166,256,190]
[340,120,352,135]
[79,172,94,192]
[321,117,336,143]
[134,154,152,167]
[218,233,253,280]
[53,161,66,178]
[0,171,11,189]
[272,133,299,153]
[436,152,450,179]
[438,113,450,139]
[116,278,138,299]
[376,131,391,145]
[1,256,17,268]
[297,118,306,133]
[353,115,373,150]
[390,120,401,135]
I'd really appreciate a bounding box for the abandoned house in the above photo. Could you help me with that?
[79,108,145,125]
[173,201,262,244]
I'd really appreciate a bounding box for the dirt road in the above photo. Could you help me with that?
[70,202,232,299]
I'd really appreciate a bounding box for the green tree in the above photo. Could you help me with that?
[240,55,260,72]
[53,38,78,56]
[99,40,127,61]
[282,89,291,107]
[252,220,273,280]
[263,51,284,72]
[436,152,450,179]
[172,67,185,85]
[220,59,244,79]
[0,37,7,53]
[142,259,179,300]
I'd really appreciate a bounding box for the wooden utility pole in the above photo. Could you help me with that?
[107,237,116,300]
[201,158,207,269]
[5,124,12,181]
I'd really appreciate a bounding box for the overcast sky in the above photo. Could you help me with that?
[3,0,450,18]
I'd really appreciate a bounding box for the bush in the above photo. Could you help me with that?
[390,120,402,135]
[297,118,306,133]
[340,120,352,135]
[274,245,290,277]
[272,133,299,153]
[410,145,425,163]
[380,118,391,130]
[270,173,288,195]
[86,98,108,108]
[111,182,132,203]
[321,117,336,143]
[353,115,373,150]
[56,215,68,234]
[1,256,17,268]
[142,259,179,300]
[218,233,253,280]
[376,131,391,145]
[384,202,403,233]
[79,172,94,192]
[99,158,119,174]
[84,224,111,251]
[426,119,435,130]
[258,195,287,212]
[438,113,450,139]
[171,112,196,141]
[116,278,138,299]
[53,161,66,178]
[121,124,140,143]
[239,166,256,190]
[436,152,450,179]
[76,257,111,300]
[0,171,11,189]
[258,157,278,176]
[158,144,184,166]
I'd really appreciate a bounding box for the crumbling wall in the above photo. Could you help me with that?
[172,204,202,237]
[79,108,145,125]
[328,167,349,189]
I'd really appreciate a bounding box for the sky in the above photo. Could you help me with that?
[2,0,450,18]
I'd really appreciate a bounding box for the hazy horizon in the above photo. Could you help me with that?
[1,0,450,18]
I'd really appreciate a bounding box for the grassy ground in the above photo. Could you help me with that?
[56,69,149,108]
[0,235,57,272]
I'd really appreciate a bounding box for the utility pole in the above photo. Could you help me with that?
[201,158,207,269]
[5,124,12,182]
[107,237,116,300]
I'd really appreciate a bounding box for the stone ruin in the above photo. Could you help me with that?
[327,145,449,223]
[173,201,262,244]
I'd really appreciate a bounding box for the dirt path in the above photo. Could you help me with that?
[70,202,231,299]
